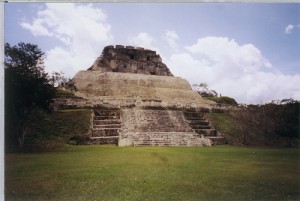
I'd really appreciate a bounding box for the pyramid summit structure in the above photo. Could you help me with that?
[88,45,173,76]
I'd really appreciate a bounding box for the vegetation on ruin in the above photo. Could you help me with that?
[22,109,92,152]
[54,88,76,98]
[205,96,238,106]
[5,145,299,201]
[192,83,238,106]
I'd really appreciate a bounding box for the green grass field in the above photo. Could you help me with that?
[5,145,300,201]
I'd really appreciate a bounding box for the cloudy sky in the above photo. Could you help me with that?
[4,3,300,104]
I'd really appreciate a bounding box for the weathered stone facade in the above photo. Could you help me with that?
[88,45,173,76]
[72,71,214,109]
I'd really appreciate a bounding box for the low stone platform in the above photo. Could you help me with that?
[131,132,211,147]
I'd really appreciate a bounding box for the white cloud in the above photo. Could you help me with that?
[20,3,113,78]
[166,53,214,83]
[186,37,272,74]
[163,30,180,50]
[21,18,53,36]
[285,24,295,34]
[166,36,300,104]
[127,32,160,53]
[20,5,300,104]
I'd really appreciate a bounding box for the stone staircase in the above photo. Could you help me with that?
[89,108,225,146]
[183,110,226,145]
[91,109,121,144]
[132,132,211,147]
[119,108,212,147]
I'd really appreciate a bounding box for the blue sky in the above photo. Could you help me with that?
[4,2,300,104]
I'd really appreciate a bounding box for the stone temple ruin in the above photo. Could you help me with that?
[88,45,173,76]
[54,45,226,146]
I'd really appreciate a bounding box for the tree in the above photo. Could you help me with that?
[49,71,69,87]
[5,42,55,151]
[230,105,262,145]
[276,99,299,146]
[230,100,299,147]
[193,83,218,97]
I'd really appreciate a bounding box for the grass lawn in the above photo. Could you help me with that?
[5,145,300,201]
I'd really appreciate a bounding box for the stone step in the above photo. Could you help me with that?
[134,143,188,147]
[130,132,212,147]
[94,110,120,116]
[133,140,209,147]
[133,139,188,146]
[134,138,190,142]
[138,128,193,132]
[189,121,210,126]
[184,113,204,118]
[93,128,121,130]
[182,110,222,143]
[93,124,122,128]
[91,136,119,139]
[92,129,119,137]
[132,132,195,136]
[185,116,205,120]
[89,136,119,145]
[206,136,227,145]
[93,120,121,125]
[191,125,211,129]
[94,115,120,118]
[94,116,120,120]
[194,129,217,136]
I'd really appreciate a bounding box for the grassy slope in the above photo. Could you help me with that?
[207,112,237,133]
[55,88,75,98]
[207,112,240,144]
[24,109,91,151]
[5,145,300,201]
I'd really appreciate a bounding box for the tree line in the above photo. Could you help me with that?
[229,99,299,147]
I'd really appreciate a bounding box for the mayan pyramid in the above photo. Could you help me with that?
[61,45,225,146]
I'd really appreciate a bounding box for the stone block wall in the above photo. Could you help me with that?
[88,45,172,76]
[130,132,211,147]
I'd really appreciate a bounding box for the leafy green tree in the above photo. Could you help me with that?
[5,42,55,151]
